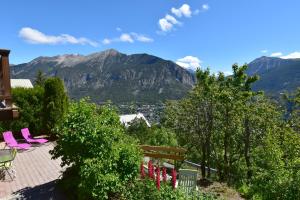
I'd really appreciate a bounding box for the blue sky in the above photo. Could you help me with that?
[1,0,300,74]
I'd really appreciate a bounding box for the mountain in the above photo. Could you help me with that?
[11,49,195,104]
[247,56,300,94]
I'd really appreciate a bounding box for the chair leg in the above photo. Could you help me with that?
[4,166,15,181]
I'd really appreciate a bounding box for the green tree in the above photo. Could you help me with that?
[43,77,68,135]
[0,87,44,136]
[35,70,46,86]
[51,99,142,199]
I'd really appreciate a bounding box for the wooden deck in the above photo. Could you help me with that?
[0,142,66,200]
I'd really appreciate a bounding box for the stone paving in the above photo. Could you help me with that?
[0,142,66,200]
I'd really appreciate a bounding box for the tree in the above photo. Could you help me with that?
[43,77,68,135]
[51,99,142,199]
[35,70,46,86]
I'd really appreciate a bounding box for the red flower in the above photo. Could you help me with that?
[140,162,145,179]
[172,169,177,189]
[156,166,160,190]
[162,167,167,182]
[148,161,154,179]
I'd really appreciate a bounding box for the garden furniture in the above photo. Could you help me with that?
[178,169,198,195]
[0,148,17,181]
[21,128,48,144]
[2,131,31,150]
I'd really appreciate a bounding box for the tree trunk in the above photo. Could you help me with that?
[244,117,252,179]
[223,107,230,181]
[201,142,206,179]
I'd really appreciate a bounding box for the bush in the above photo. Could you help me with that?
[126,118,151,144]
[124,178,186,200]
[51,99,142,199]
[147,126,178,147]
[126,119,178,146]
[43,77,68,136]
[125,178,220,200]
[0,86,44,136]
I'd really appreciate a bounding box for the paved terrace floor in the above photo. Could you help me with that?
[0,142,66,200]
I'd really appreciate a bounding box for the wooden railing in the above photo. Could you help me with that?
[140,145,187,161]
[0,49,19,121]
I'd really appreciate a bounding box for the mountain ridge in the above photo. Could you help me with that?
[247,56,300,94]
[11,49,195,104]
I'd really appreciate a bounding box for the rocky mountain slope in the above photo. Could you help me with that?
[11,49,195,104]
[247,56,300,94]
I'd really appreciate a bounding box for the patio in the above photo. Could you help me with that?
[0,142,66,200]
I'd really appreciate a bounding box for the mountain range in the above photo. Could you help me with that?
[11,49,195,104]
[247,56,300,94]
[10,49,300,105]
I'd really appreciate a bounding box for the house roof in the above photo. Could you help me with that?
[10,79,33,88]
[119,113,151,127]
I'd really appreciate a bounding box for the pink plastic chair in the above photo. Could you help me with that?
[21,128,48,144]
[2,131,31,150]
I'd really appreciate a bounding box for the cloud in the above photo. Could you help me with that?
[280,52,300,59]
[176,56,202,71]
[261,49,268,53]
[171,4,192,18]
[19,27,98,47]
[223,71,233,76]
[165,14,180,25]
[102,38,111,45]
[270,52,283,57]
[120,33,134,43]
[102,32,153,44]
[116,27,122,32]
[202,4,209,11]
[158,14,181,32]
[131,33,154,42]
[158,4,208,33]
[158,18,174,32]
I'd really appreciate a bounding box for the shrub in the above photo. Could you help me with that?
[147,126,178,147]
[43,77,68,135]
[126,119,178,146]
[51,99,142,199]
[0,86,44,136]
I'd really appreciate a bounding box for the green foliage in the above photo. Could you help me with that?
[164,64,300,199]
[35,70,46,86]
[147,126,178,147]
[124,178,220,200]
[124,179,185,200]
[126,118,151,144]
[43,77,68,135]
[0,87,44,136]
[126,119,178,146]
[51,99,142,199]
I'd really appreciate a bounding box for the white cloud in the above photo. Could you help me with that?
[165,14,180,25]
[223,71,233,76]
[102,38,111,45]
[193,9,200,15]
[120,33,134,43]
[158,14,181,32]
[116,27,122,32]
[19,27,98,47]
[176,56,202,71]
[158,18,174,32]
[131,33,153,42]
[102,32,153,44]
[171,4,192,18]
[280,52,300,59]
[202,4,209,11]
[159,4,208,33]
[270,52,283,57]
[261,49,268,53]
